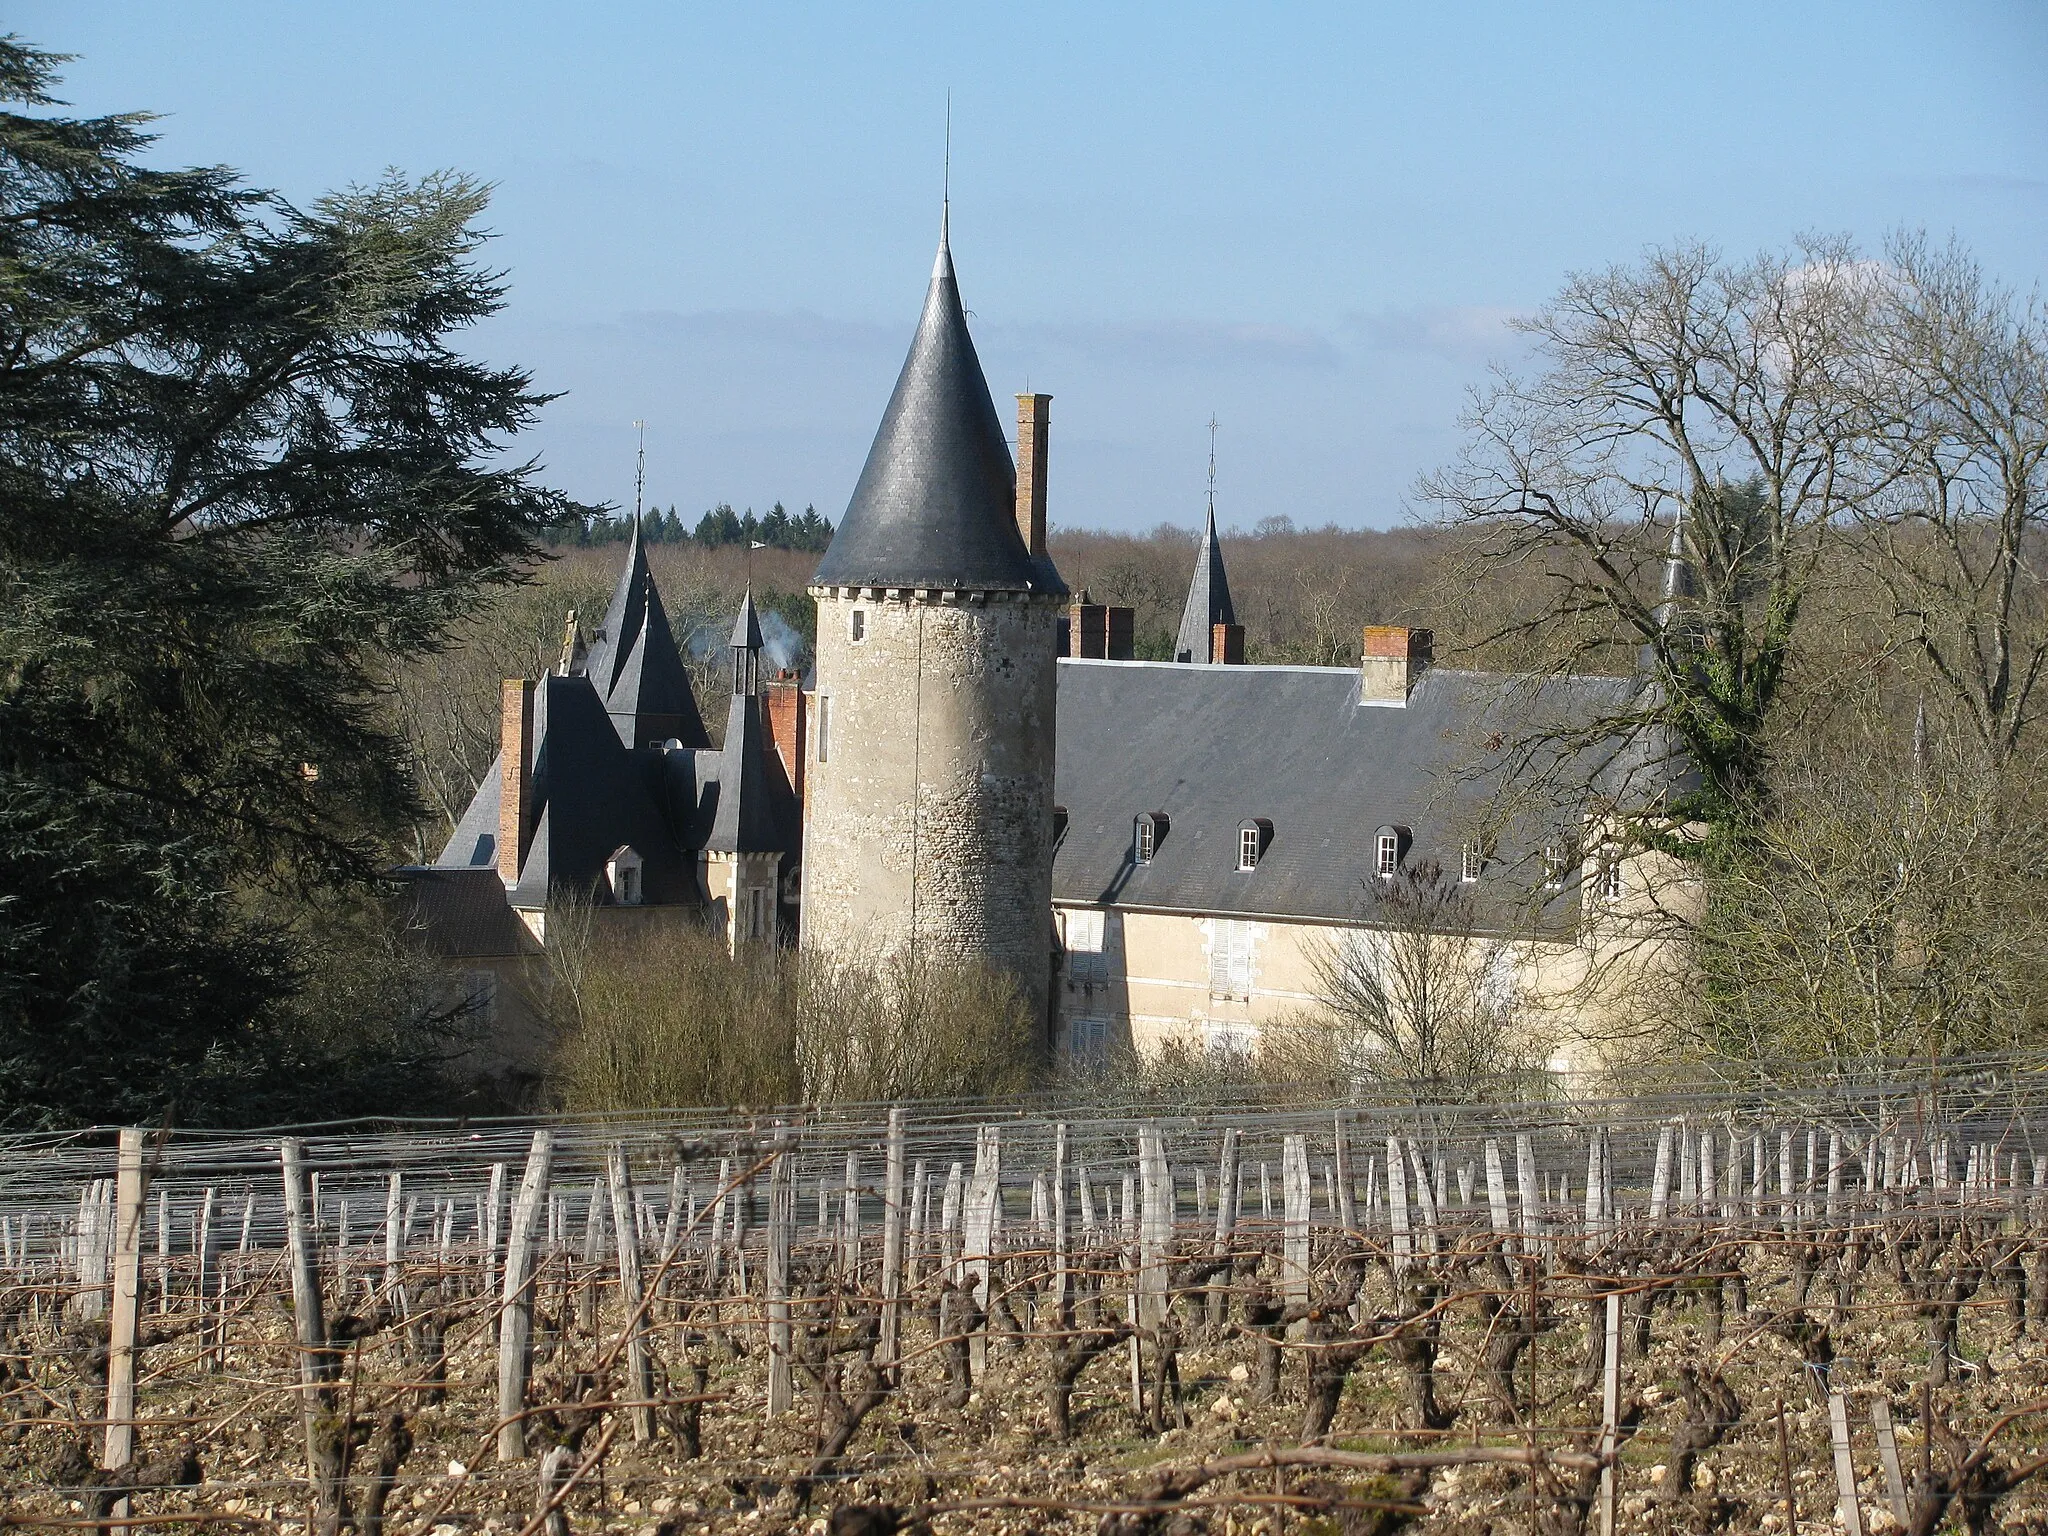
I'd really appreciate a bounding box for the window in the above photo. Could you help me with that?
[1461,843,1483,883]
[1598,845,1624,902]
[1134,813,1168,865]
[1209,919,1254,1002]
[1064,908,1106,985]
[1053,806,1069,848]
[1542,844,1566,890]
[1203,1018,1257,1060]
[1236,818,1271,872]
[850,609,866,643]
[1068,1016,1109,1062]
[606,846,645,906]
[470,833,496,868]
[1376,832,1399,879]
[815,695,830,763]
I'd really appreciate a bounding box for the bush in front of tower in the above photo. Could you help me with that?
[545,915,1033,1111]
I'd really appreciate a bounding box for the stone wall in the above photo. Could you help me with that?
[802,587,1061,1036]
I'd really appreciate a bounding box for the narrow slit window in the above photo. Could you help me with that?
[815,695,830,762]
[850,610,866,643]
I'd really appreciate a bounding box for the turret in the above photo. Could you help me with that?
[802,210,1065,1041]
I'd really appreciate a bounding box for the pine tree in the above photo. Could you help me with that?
[0,40,582,1126]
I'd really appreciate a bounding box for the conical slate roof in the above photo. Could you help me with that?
[583,516,709,749]
[1173,507,1238,663]
[813,217,1053,593]
[707,590,783,855]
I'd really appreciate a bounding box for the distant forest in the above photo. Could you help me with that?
[550,500,833,552]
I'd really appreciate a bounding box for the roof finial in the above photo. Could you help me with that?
[941,89,952,247]
[1206,415,1219,521]
[632,419,646,530]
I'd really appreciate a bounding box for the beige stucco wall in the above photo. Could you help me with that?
[1055,843,1697,1080]
[801,587,1062,1030]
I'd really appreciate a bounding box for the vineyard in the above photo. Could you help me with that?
[9,1067,2048,1534]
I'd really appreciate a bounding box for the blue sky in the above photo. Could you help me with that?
[18,2,2048,531]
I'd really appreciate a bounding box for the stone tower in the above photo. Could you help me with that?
[802,214,1067,1036]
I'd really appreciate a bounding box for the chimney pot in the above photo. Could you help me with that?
[1211,623,1245,665]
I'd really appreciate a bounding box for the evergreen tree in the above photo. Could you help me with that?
[0,40,581,1127]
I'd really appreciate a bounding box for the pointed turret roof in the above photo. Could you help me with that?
[813,215,1055,593]
[1638,512,1698,674]
[706,590,785,855]
[1173,507,1238,663]
[583,516,709,749]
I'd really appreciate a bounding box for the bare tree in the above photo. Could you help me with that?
[1305,860,1540,1098]
[1863,232,2048,770]
[1422,238,1885,855]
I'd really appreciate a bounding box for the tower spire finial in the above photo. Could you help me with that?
[632,419,645,529]
[942,90,951,246]
[1206,415,1219,521]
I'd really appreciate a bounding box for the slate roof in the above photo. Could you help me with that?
[389,867,527,957]
[582,514,709,749]
[1173,507,1237,663]
[1051,658,1668,935]
[812,216,1065,595]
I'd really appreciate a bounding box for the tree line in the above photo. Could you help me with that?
[548,501,833,552]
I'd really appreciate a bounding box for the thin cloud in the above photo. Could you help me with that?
[1003,317,1342,370]
[1347,304,1526,362]
[616,308,898,352]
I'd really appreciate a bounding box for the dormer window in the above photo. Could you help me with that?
[1237,818,1273,872]
[1373,825,1408,880]
[606,845,646,906]
[1542,844,1567,891]
[1461,843,1483,883]
[1134,812,1168,866]
[850,610,866,643]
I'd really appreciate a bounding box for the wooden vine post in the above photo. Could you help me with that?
[496,1129,555,1462]
[100,1128,148,1521]
[766,1136,793,1416]
[879,1107,907,1370]
[280,1137,345,1527]
[604,1142,656,1441]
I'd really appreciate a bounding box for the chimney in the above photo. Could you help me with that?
[1015,393,1050,558]
[1067,600,1107,658]
[763,673,807,801]
[1361,626,1432,705]
[1211,623,1245,665]
[1105,606,1134,661]
[497,678,535,882]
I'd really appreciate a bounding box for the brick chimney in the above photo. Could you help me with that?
[497,678,535,882]
[763,673,807,801]
[1060,598,1139,661]
[1211,623,1245,665]
[1361,626,1431,705]
[1015,393,1050,558]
